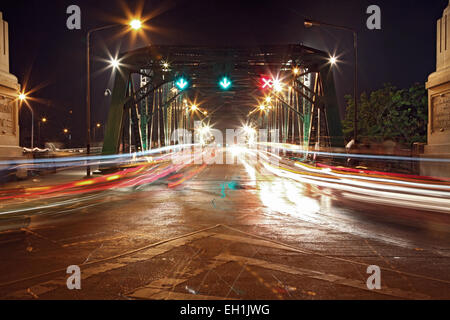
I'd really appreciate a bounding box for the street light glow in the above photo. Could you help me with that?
[329,55,337,65]
[18,93,26,101]
[265,96,272,103]
[292,68,299,75]
[129,19,142,30]
[110,58,120,69]
[273,79,283,92]
[42,117,47,123]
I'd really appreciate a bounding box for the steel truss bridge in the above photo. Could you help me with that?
[101,44,344,156]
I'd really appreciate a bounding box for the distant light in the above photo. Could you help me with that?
[272,79,283,92]
[203,111,208,115]
[259,105,266,111]
[18,93,26,101]
[63,128,69,134]
[191,104,198,111]
[110,58,120,69]
[42,117,47,123]
[130,19,142,30]
[265,96,272,103]
[96,123,101,128]
[243,125,255,135]
[304,19,320,28]
[292,68,299,75]
[329,56,337,65]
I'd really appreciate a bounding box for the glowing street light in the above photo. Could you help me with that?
[162,61,170,72]
[129,19,142,30]
[292,67,300,75]
[329,56,337,65]
[18,92,35,148]
[259,105,266,111]
[110,58,120,69]
[272,79,283,92]
[304,17,359,143]
[190,104,198,111]
[63,128,69,134]
[265,96,272,103]
[86,17,144,176]
[38,117,47,147]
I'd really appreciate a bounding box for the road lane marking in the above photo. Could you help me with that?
[220,224,450,285]
[214,253,430,300]
[0,225,222,297]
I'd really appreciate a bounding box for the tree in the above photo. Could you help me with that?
[342,83,428,146]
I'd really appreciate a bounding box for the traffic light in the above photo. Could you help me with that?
[219,76,232,90]
[175,76,189,90]
[260,76,272,90]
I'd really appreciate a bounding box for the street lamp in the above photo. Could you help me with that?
[18,92,34,149]
[130,19,142,30]
[94,122,101,142]
[304,18,359,143]
[110,58,120,69]
[38,117,47,148]
[329,55,338,65]
[86,19,143,176]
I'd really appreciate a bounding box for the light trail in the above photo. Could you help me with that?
[257,142,450,164]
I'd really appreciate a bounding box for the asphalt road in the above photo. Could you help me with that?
[0,157,449,300]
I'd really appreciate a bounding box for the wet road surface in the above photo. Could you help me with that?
[0,159,449,300]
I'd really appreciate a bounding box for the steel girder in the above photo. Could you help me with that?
[101,44,344,156]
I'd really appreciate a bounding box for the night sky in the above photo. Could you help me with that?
[1,0,448,146]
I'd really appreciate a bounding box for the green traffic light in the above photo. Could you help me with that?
[175,77,189,90]
[219,76,232,90]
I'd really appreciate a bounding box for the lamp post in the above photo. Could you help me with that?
[18,93,34,149]
[38,117,47,148]
[304,18,358,143]
[86,19,142,176]
[93,122,101,142]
